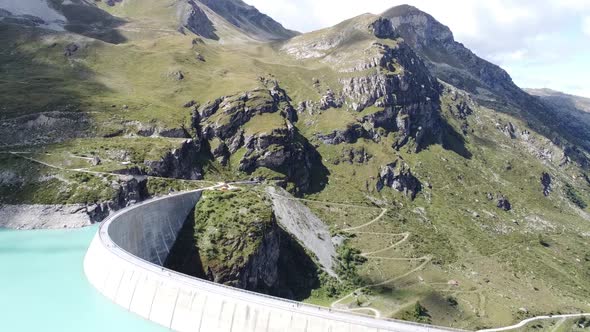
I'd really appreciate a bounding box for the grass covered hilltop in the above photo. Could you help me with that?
[2,0,590,330]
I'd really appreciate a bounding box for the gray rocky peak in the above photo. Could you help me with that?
[197,0,298,41]
[178,0,218,40]
[381,5,454,49]
[373,4,517,105]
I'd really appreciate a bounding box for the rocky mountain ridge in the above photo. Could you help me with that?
[376,5,590,161]
[2,1,590,329]
[197,0,298,41]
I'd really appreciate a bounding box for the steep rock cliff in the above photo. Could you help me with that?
[197,85,327,193]
[144,139,204,180]
[165,190,320,300]
[177,0,218,40]
[376,158,422,200]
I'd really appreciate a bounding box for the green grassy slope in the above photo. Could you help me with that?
[1,2,590,330]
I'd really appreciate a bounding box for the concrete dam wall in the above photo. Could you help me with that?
[84,188,461,332]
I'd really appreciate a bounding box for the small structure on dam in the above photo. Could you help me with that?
[84,187,462,332]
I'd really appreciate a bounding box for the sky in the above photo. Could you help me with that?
[246,0,590,98]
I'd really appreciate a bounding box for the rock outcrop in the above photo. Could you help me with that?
[319,89,343,110]
[197,0,298,41]
[541,172,552,197]
[339,43,442,152]
[376,5,590,159]
[376,159,422,199]
[267,186,337,277]
[240,125,322,193]
[165,190,319,300]
[145,139,204,180]
[197,85,327,192]
[208,220,281,291]
[497,195,512,211]
[298,41,444,152]
[340,43,440,112]
[378,5,516,97]
[0,175,150,229]
[177,0,218,40]
[315,123,370,145]
[86,176,149,223]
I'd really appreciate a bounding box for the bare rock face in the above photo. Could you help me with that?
[381,5,454,49]
[64,43,79,57]
[86,176,150,223]
[197,0,298,41]
[378,5,515,96]
[212,223,281,291]
[196,85,327,193]
[177,0,218,40]
[267,186,337,277]
[338,43,442,152]
[376,159,422,199]
[145,139,204,180]
[497,195,512,211]
[319,89,343,110]
[541,172,552,197]
[212,140,230,165]
[239,125,320,193]
[315,123,370,145]
[166,190,320,300]
[371,17,396,39]
[340,43,439,111]
[199,86,295,140]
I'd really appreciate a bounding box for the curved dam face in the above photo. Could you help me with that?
[84,189,460,332]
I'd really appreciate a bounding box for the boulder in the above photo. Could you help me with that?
[91,156,101,166]
[64,43,79,57]
[145,139,204,180]
[541,172,552,196]
[183,100,197,108]
[376,159,422,200]
[319,89,343,110]
[497,195,512,211]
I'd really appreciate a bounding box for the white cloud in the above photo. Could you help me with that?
[584,16,590,36]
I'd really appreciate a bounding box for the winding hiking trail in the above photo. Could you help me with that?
[330,207,432,319]
[477,313,590,332]
[342,208,388,232]
[4,151,217,184]
[12,152,583,330]
[267,192,433,319]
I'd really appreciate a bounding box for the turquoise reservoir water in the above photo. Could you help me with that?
[0,226,166,332]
